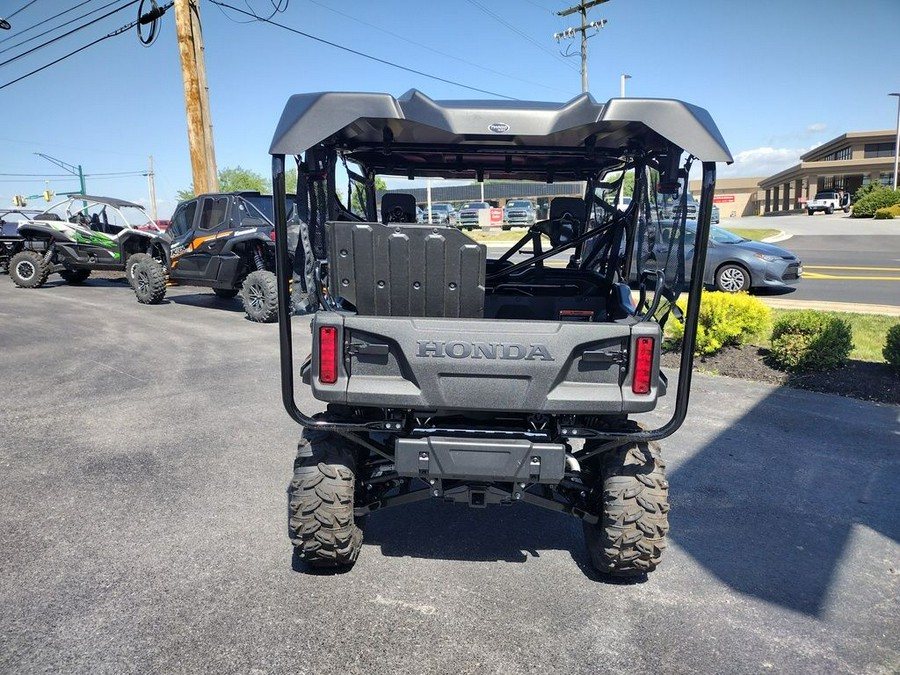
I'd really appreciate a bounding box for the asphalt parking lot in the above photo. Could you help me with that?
[1,276,898,675]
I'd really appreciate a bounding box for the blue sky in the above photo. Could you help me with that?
[2,0,898,218]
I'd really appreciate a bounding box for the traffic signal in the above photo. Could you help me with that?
[13,195,25,207]
[43,189,52,201]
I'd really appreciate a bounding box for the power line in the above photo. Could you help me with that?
[208,0,518,100]
[0,0,94,47]
[303,0,571,96]
[465,0,579,72]
[0,0,138,68]
[6,0,39,21]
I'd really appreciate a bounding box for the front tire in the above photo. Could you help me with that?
[125,253,152,289]
[715,263,751,293]
[582,441,669,577]
[10,250,50,288]
[241,270,278,323]
[288,431,363,568]
[59,268,91,284]
[132,257,167,304]
[807,209,814,216]
[825,206,833,215]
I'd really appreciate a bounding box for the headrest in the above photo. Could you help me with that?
[381,193,417,224]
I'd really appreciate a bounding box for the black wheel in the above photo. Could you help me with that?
[125,253,152,289]
[807,209,814,216]
[241,270,278,323]
[59,268,91,284]
[213,287,239,299]
[582,441,669,577]
[288,431,363,568]
[9,250,50,288]
[132,257,167,304]
[825,206,833,215]
[715,263,751,293]
[843,206,850,213]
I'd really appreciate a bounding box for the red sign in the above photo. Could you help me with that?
[489,208,503,224]
[713,195,735,203]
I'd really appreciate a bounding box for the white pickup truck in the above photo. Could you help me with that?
[806,190,850,215]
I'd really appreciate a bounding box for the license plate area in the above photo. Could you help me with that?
[395,437,566,484]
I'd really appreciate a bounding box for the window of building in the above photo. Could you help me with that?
[864,143,895,159]
[823,147,851,161]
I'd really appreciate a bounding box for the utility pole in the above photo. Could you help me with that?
[146,155,158,221]
[554,0,609,93]
[174,0,218,194]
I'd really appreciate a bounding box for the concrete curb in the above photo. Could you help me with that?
[761,230,793,243]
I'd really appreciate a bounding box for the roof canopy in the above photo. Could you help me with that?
[269,89,732,181]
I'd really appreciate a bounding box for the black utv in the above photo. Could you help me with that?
[131,191,292,323]
[269,90,732,577]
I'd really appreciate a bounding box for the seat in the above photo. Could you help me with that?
[381,193,417,224]
[538,196,584,247]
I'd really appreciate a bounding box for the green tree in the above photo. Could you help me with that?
[351,177,387,213]
[176,165,271,201]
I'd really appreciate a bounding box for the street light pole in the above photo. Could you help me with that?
[890,92,900,190]
[620,73,631,97]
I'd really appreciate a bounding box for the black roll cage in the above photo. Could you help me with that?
[272,149,717,446]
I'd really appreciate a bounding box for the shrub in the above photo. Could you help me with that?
[874,204,900,219]
[851,186,900,218]
[884,323,900,371]
[768,311,853,372]
[666,291,771,355]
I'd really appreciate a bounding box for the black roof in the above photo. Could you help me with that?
[70,195,145,209]
[269,89,732,181]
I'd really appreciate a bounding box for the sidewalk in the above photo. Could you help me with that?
[756,296,900,317]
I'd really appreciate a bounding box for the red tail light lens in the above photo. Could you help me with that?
[318,326,338,384]
[269,229,276,241]
[632,336,654,395]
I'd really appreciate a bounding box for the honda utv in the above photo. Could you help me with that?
[269,90,732,577]
[131,191,294,323]
[7,195,163,289]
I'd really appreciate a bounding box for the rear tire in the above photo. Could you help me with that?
[241,270,278,323]
[132,257,167,304]
[59,268,91,284]
[807,209,814,216]
[213,288,239,299]
[582,441,669,577]
[10,250,50,288]
[288,431,363,568]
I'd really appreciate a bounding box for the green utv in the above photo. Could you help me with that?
[6,195,164,289]
[270,90,732,577]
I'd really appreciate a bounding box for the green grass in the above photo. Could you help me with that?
[723,227,780,241]
[768,309,898,362]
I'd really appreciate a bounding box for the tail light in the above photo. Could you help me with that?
[269,229,276,241]
[632,336,654,395]
[318,326,338,384]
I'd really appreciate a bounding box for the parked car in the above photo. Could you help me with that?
[502,200,537,228]
[0,208,41,274]
[457,201,490,229]
[671,194,719,223]
[424,203,457,225]
[807,190,850,215]
[638,222,802,293]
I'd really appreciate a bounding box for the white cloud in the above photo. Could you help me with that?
[718,145,818,178]
[806,122,827,133]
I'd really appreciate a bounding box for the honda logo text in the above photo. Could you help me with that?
[416,340,554,361]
